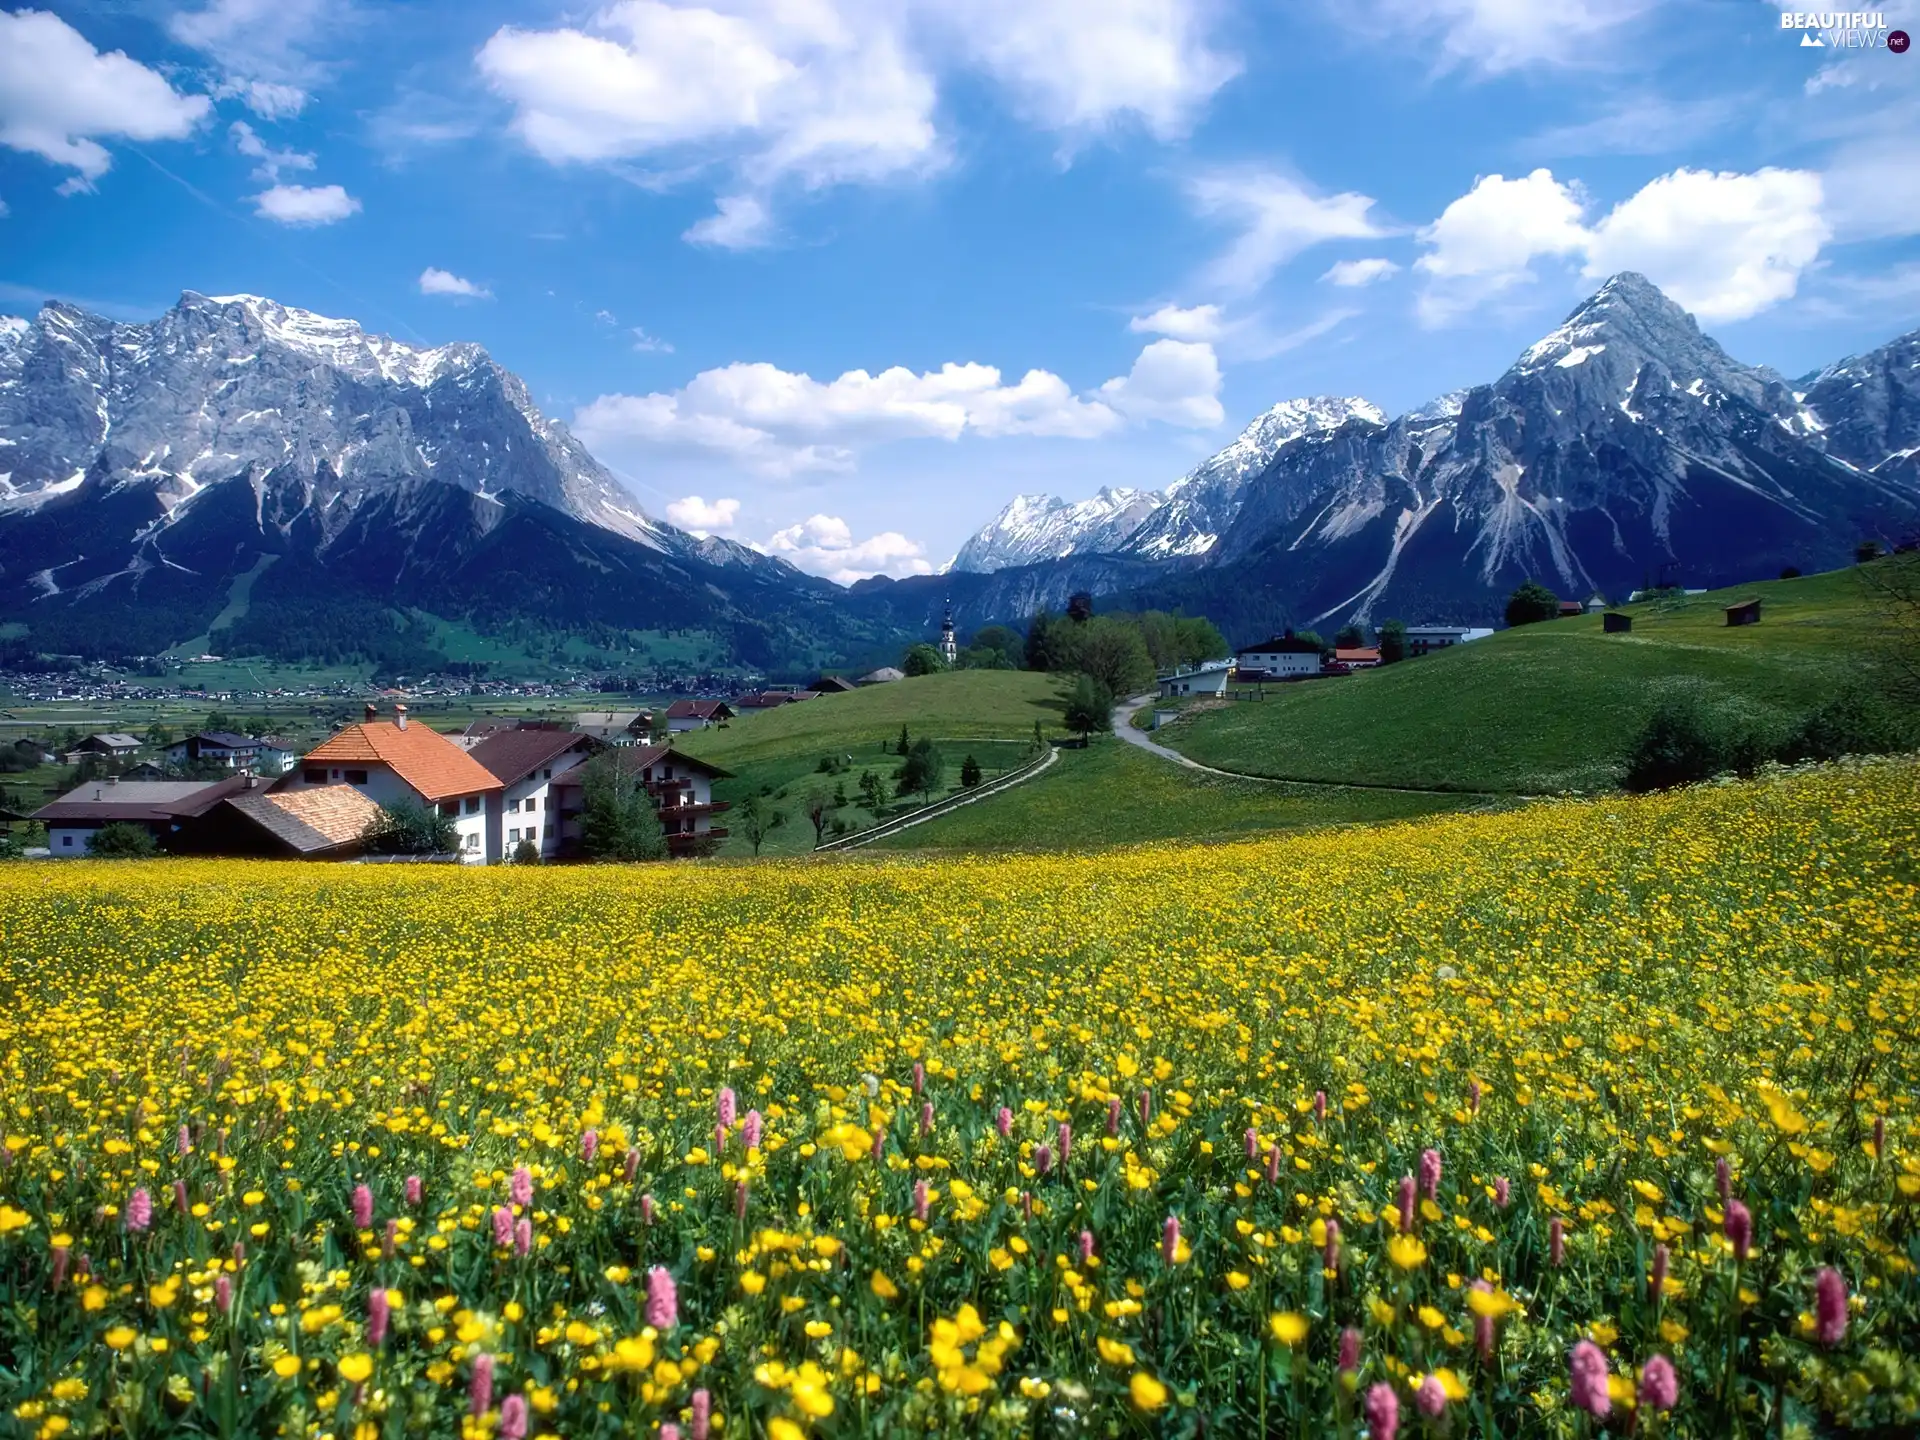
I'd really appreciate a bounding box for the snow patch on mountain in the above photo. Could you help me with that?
[949,486,1163,573]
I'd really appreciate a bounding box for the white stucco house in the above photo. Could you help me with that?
[1235,634,1325,679]
[1404,625,1496,657]
[469,726,602,860]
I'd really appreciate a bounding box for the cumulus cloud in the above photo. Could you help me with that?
[574,357,1122,476]
[253,182,360,225]
[230,120,314,182]
[478,0,1238,243]
[759,513,933,584]
[168,0,342,118]
[1415,165,1833,325]
[1097,339,1224,427]
[1321,257,1399,287]
[1129,303,1222,341]
[928,0,1238,139]
[1581,168,1829,323]
[1348,0,1652,75]
[666,494,741,534]
[418,267,491,299]
[0,10,210,185]
[1188,168,1389,295]
[1414,168,1590,323]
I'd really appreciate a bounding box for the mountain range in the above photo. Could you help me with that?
[1,275,1915,676]
[944,274,1920,635]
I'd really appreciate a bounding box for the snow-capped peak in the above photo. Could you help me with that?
[186,290,483,388]
[950,485,1163,573]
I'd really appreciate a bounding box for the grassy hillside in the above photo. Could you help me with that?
[868,735,1481,853]
[674,670,1069,856]
[1162,565,1911,794]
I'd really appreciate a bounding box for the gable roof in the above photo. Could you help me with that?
[666,699,733,719]
[82,733,143,749]
[1239,635,1323,654]
[36,776,250,823]
[304,721,503,803]
[224,786,383,854]
[612,744,733,781]
[1335,647,1381,662]
[186,731,260,748]
[470,728,599,786]
[808,676,858,693]
[575,711,643,728]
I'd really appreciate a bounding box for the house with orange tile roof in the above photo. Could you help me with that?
[280,703,504,862]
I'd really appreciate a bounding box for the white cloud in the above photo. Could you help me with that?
[684,194,775,250]
[1414,168,1589,323]
[0,10,210,184]
[230,120,314,183]
[666,494,741,534]
[418,267,491,299]
[631,327,676,353]
[478,2,940,200]
[759,513,933,584]
[1321,257,1399,287]
[1129,303,1222,341]
[1188,168,1388,295]
[1582,168,1829,323]
[929,0,1238,139]
[252,182,360,225]
[575,357,1122,476]
[168,0,340,119]
[1351,0,1651,75]
[1097,339,1223,427]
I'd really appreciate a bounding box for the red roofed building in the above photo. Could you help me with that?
[666,699,734,732]
[610,744,733,855]
[283,704,504,862]
[1333,646,1381,669]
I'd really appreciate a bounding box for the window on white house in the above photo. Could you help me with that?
[465,833,479,850]
[345,769,369,785]
[62,835,73,847]
[509,828,519,843]
[465,797,480,814]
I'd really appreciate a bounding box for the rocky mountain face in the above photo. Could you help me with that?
[949,486,1162,572]
[924,274,1920,634]
[0,292,877,668]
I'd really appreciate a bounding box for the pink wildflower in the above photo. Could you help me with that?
[405,1175,423,1207]
[499,1394,528,1440]
[178,1124,191,1155]
[125,1187,152,1233]
[1107,1097,1121,1136]
[1033,1143,1053,1177]
[1467,1078,1482,1116]
[733,1179,748,1220]
[1397,1175,1416,1235]
[1416,1374,1446,1418]
[581,1129,599,1164]
[1057,1121,1072,1165]
[1814,1267,1848,1346]
[742,1110,762,1151]
[368,1287,389,1346]
[51,1246,69,1289]
[641,1193,656,1226]
[870,1127,886,1162]
[690,1389,711,1440]
[647,1266,679,1329]
[1245,1127,1259,1160]
[1471,1280,1494,1361]
[911,1062,925,1096]
[1364,1381,1399,1440]
[514,1218,532,1257]
[1494,1176,1510,1208]
[625,1150,640,1184]
[1418,1148,1443,1200]
[1650,1243,1669,1305]
[1139,1088,1152,1127]
[215,1274,232,1313]
[717,1086,737,1130]
[714,1123,727,1155]
[1725,1199,1752,1262]
[491,1206,513,1247]
[913,1180,930,1224]
[1872,1115,1885,1159]
[919,1101,934,1138]
[1338,1327,1361,1374]
[383,1219,397,1259]
[1640,1354,1678,1411]
[1161,1214,1180,1264]
[509,1166,532,1209]
[1550,1216,1566,1267]
[658,1428,679,1440]
[352,1183,373,1229]
[1324,1218,1341,1272]
[1715,1155,1732,1206]
[1313,1090,1327,1123]
[1021,1190,1033,1222]
[1569,1340,1610,1419]
[469,1354,493,1418]
[1265,1144,1280,1186]
[996,1106,1013,1139]
[1079,1229,1095,1265]
[174,1179,189,1214]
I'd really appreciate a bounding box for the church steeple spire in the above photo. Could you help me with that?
[939,596,958,665]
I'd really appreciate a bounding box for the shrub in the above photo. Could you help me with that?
[1623,696,1768,792]
[511,838,540,865]
[1776,690,1905,764]
[87,822,160,859]
[363,800,460,856]
[1505,580,1561,627]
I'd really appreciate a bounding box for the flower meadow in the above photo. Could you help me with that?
[2,760,1918,1439]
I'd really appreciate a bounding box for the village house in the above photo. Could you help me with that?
[165,731,268,772]
[807,676,858,695]
[177,781,384,860]
[733,689,815,714]
[858,667,905,686]
[665,699,734,733]
[1333,646,1382,669]
[1404,625,1496,657]
[469,726,601,860]
[573,711,652,744]
[1157,663,1232,699]
[62,732,142,764]
[36,775,251,855]
[281,704,503,862]
[610,745,733,856]
[1234,633,1324,680]
[452,718,520,750]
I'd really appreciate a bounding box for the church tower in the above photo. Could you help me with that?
[939,597,958,665]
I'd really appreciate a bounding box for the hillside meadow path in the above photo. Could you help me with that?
[1112,695,1520,799]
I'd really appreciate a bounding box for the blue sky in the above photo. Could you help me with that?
[2,1,1917,582]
